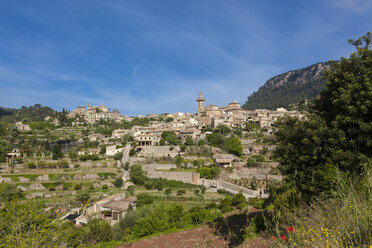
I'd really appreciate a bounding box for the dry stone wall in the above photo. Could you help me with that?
[141,164,200,185]
[218,181,258,197]
[137,146,180,158]
[220,167,283,181]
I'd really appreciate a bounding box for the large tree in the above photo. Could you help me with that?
[274,33,372,201]
[130,164,147,185]
[313,32,372,175]
[226,137,243,156]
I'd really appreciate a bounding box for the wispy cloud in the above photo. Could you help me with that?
[327,0,372,13]
[0,0,371,115]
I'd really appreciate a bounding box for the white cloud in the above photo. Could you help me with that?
[327,0,372,13]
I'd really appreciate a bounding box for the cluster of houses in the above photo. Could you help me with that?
[66,93,302,133]
[9,93,302,161]
[125,92,302,146]
[196,91,301,129]
[67,103,124,123]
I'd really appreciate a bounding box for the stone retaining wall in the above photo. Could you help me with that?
[218,181,258,197]
[141,164,200,185]
[220,167,283,181]
[137,146,180,158]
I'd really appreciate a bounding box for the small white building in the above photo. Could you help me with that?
[106,145,124,156]
[15,122,31,131]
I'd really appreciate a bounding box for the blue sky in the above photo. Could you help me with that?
[0,0,371,116]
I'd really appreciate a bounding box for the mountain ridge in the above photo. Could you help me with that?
[242,62,330,110]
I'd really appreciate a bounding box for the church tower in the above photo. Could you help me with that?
[196,91,205,116]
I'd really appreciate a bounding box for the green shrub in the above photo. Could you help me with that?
[113,177,123,188]
[176,189,186,195]
[165,188,172,195]
[232,193,247,207]
[196,165,221,179]
[26,162,37,169]
[127,185,135,196]
[136,193,154,207]
[74,183,82,190]
[62,183,70,190]
[252,154,265,163]
[113,152,123,161]
[97,172,116,179]
[129,165,146,185]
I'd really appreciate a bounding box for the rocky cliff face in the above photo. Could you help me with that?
[243,62,330,110]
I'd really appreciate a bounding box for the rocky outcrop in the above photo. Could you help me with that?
[243,62,330,110]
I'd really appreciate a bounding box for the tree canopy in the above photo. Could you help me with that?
[273,32,372,202]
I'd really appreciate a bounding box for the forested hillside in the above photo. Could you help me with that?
[242,62,330,110]
[0,104,55,122]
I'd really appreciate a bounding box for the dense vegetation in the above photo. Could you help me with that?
[206,132,243,156]
[242,62,329,110]
[0,104,55,122]
[268,32,372,247]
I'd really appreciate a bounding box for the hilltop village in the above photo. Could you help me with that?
[0,92,303,245]
[67,92,302,146]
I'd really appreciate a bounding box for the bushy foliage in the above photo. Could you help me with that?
[52,145,63,160]
[127,185,135,196]
[196,165,221,179]
[79,154,99,161]
[0,104,55,122]
[113,177,123,188]
[232,193,247,207]
[174,155,183,167]
[184,136,194,146]
[112,203,222,242]
[129,164,147,185]
[313,33,372,175]
[113,151,123,160]
[0,200,69,247]
[226,137,243,156]
[136,193,155,207]
[206,133,225,147]
[161,131,179,145]
[274,33,372,202]
[268,33,372,247]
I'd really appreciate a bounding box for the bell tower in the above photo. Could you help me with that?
[196,91,205,116]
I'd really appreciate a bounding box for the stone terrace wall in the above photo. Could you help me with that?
[137,146,180,158]
[220,167,283,181]
[218,181,259,198]
[141,164,200,185]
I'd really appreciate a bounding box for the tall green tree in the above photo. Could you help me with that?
[313,32,372,175]
[274,33,372,202]
[130,164,147,185]
[52,144,63,160]
[226,137,243,156]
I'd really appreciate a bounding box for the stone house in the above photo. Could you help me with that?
[112,129,130,139]
[106,145,124,156]
[15,122,31,131]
